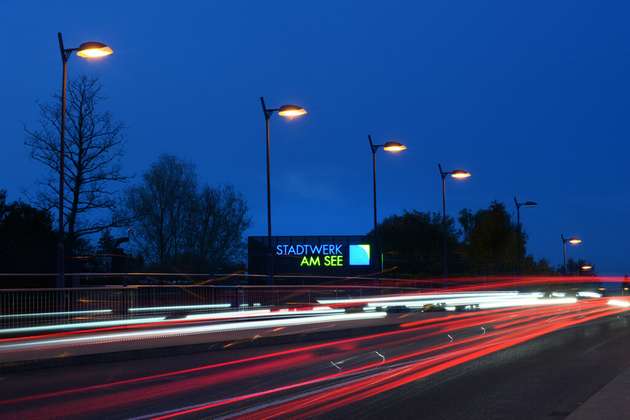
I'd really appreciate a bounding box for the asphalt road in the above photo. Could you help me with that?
[332,313,630,420]
[1,305,629,419]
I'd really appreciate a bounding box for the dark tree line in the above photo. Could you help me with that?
[0,191,56,273]
[375,202,554,277]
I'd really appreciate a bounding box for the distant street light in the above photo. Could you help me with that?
[56,32,113,288]
[580,264,593,272]
[438,164,471,278]
[561,234,582,274]
[514,198,538,272]
[368,136,407,272]
[260,97,307,281]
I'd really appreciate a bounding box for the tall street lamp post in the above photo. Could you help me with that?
[513,197,537,272]
[368,135,406,271]
[438,164,471,278]
[259,97,307,282]
[561,234,582,274]
[56,32,113,288]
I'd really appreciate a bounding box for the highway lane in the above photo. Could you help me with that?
[331,312,630,420]
[0,297,628,419]
[0,291,562,364]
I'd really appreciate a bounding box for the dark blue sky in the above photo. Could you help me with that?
[2,1,629,273]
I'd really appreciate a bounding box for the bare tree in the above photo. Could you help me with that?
[125,155,250,272]
[25,76,127,248]
[125,155,198,267]
[189,185,250,271]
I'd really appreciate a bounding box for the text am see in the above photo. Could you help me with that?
[300,255,344,267]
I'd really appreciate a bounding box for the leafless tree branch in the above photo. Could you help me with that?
[24,76,129,247]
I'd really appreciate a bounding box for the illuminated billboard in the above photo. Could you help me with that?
[248,236,377,275]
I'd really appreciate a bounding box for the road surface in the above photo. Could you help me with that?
[1,296,629,419]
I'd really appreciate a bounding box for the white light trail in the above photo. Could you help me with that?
[0,309,113,319]
[321,291,576,312]
[317,291,520,305]
[0,307,346,336]
[607,299,630,308]
[361,293,549,310]
[577,291,602,298]
[477,297,577,309]
[0,316,166,335]
[129,304,231,312]
[185,307,344,321]
[0,312,387,350]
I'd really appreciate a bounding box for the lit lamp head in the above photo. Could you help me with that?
[277,104,307,119]
[450,169,471,180]
[382,141,407,153]
[568,237,583,246]
[76,41,113,58]
[580,264,593,271]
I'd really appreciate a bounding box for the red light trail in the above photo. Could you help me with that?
[1,292,627,420]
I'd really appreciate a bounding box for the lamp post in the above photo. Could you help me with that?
[56,32,113,288]
[514,197,537,272]
[368,135,406,271]
[561,234,582,274]
[259,97,307,282]
[438,164,471,278]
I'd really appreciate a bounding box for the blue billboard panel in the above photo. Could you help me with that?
[248,236,377,275]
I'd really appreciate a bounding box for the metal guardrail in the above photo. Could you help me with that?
[0,277,420,332]
[0,272,607,334]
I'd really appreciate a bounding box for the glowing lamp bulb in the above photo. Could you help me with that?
[277,104,307,119]
[383,141,407,153]
[76,41,113,58]
[450,169,471,180]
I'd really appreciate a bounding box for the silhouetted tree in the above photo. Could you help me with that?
[25,76,128,254]
[0,190,56,274]
[522,256,554,274]
[181,185,250,272]
[124,155,197,268]
[374,210,461,277]
[97,229,118,254]
[124,155,250,272]
[459,202,523,274]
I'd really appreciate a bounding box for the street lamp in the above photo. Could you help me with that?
[514,198,538,272]
[438,164,471,278]
[368,136,407,272]
[561,234,582,274]
[260,97,307,281]
[368,136,407,233]
[513,198,538,227]
[56,32,113,288]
